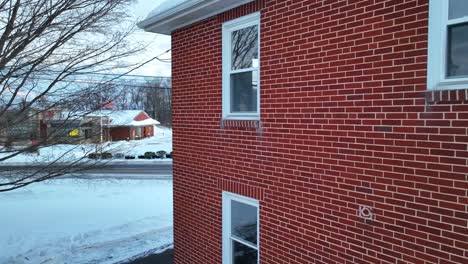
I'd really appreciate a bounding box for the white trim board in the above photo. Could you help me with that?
[138,0,255,34]
[222,191,260,264]
[427,0,468,90]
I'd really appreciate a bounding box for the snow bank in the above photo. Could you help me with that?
[0,143,97,165]
[0,126,173,165]
[115,126,173,156]
[0,179,173,264]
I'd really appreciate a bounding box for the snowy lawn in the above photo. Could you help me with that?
[0,126,173,165]
[0,179,173,264]
[111,126,172,157]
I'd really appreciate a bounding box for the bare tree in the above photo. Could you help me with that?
[230,25,258,112]
[122,77,172,126]
[142,77,171,127]
[0,0,145,192]
[75,77,172,124]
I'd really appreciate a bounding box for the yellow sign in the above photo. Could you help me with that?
[68,129,80,137]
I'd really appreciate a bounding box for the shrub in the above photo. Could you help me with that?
[138,155,145,159]
[144,152,156,159]
[166,151,173,159]
[88,153,100,159]
[4,140,12,150]
[156,150,167,159]
[114,153,125,159]
[23,147,39,155]
[124,155,135,159]
[101,152,112,159]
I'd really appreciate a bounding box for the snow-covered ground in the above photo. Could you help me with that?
[111,126,172,157]
[0,179,173,264]
[0,126,173,165]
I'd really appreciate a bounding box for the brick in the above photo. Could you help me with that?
[169,1,468,264]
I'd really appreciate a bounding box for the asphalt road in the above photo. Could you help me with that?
[82,163,172,174]
[124,249,173,264]
[0,163,173,179]
[73,163,173,179]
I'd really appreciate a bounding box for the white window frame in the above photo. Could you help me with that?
[428,0,468,90]
[222,12,260,120]
[222,191,260,264]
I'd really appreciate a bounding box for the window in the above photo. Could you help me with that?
[222,192,259,264]
[84,129,92,139]
[428,0,468,90]
[222,13,260,120]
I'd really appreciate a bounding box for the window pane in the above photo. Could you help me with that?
[231,200,257,244]
[232,25,259,70]
[230,71,258,113]
[232,240,257,264]
[449,0,468,20]
[447,23,468,78]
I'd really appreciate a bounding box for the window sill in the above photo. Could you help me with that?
[221,119,261,129]
[426,88,468,104]
[429,79,468,91]
[222,114,260,121]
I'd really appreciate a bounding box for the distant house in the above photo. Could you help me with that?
[86,110,160,141]
[0,109,42,145]
[38,110,159,143]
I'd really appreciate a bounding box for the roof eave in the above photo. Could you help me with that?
[137,0,255,35]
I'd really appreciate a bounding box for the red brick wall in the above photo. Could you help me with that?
[110,126,153,141]
[172,0,467,263]
[109,127,131,141]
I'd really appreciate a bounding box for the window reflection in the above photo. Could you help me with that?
[230,71,258,113]
[232,240,257,264]
[231,200,257,244]
[231,25,259,70]
[447,23,468,78]
[449,0,468,20]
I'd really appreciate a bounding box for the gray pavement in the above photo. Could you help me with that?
[123,249,173,264]
[0,162,173,180]
[77,163,173,175]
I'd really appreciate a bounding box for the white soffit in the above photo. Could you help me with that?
[138,0,255,35]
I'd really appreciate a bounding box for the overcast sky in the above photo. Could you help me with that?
[127,0,172,77]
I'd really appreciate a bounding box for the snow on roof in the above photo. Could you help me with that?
[138,0,254,34]
[87,110,160,127]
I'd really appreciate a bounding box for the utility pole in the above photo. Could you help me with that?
[99,94,103,155]
[100,115,103,155]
